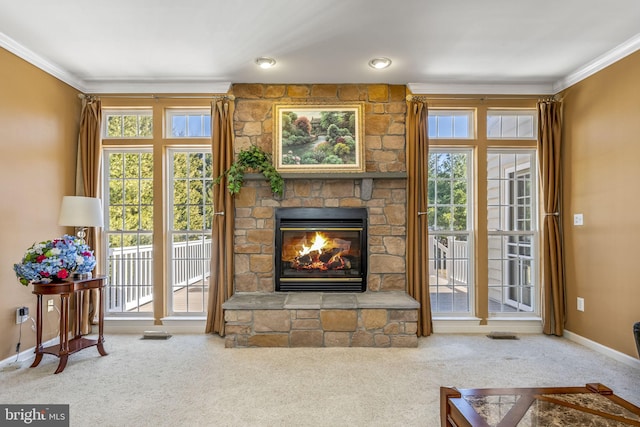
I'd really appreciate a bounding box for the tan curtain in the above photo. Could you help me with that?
[77,97,102,334]
[205,98,236,335]
[406,99,432,336]
[538,99,565,336]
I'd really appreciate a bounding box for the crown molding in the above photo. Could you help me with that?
[0,31,86,91]
[553,33,640,93]
[407,82,555,95]
[0,31,231,94]
[82,79,232,94]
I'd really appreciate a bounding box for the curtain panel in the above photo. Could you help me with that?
[537,99,565,336]
[406,100,433,336]
[77,97,102,334]
[206,99,236,335]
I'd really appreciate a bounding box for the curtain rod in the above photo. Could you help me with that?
[406,94,560,102]
[78,94,234,100]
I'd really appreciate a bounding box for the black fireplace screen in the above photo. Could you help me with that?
[275,208,367,292]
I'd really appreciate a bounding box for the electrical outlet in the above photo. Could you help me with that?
[577,297,585,312]
[573,213,584,226]
[15,307,29,324]
[47,299,54,312]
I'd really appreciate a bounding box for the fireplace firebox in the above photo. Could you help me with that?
[275,207,367,292]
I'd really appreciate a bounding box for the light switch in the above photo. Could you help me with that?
[573,213,584,226]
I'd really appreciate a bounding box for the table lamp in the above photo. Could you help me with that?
[58,196,104,243]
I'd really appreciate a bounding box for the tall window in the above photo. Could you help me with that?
[104,149,154,313]
[487,150,537,313]
[101,102,213,318]
[428,149,473,314]
[427,105,539,319]
[167,149,213,315]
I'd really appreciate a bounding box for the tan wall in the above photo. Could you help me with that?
[561,50,640,358]
[0,48,81,361]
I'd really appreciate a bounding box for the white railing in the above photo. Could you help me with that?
[108,238,211,312]
[429,236,468,285]
[172,238,212,289]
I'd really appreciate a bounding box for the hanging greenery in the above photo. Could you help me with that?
[214,145,284,197]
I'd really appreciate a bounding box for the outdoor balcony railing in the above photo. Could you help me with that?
[107,238,211,312]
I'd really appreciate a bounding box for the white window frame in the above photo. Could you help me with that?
[486,109,537,140]
[102,109,153,139]
[487,149,539,317]
[428,109,475,139]
[166,147,213,316]
[102,147,155,316]
[428,148,475,317]
[165,108,212,139]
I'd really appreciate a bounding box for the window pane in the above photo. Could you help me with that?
[106,116,123,138]
[486,110,537,139]
[188,115,202,137]
[168,149,213,315]
[428,149,472,315]
[428,110,474,139]
[453,115,469,138]
[104,149,154,314]
[102,110,153,139]
[172,116,187,137]
[429,234,471,313]
[166,110,211,138]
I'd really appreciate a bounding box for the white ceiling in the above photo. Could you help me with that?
[1,0,639,94]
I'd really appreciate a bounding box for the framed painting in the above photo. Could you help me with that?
[273,103,365,173]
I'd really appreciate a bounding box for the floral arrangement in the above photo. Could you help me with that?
[13,234,96,285]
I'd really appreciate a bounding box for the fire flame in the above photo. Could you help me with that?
[290,232,351,271]
[299,232,328,257]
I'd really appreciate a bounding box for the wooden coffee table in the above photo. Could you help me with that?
[441,383,640,426]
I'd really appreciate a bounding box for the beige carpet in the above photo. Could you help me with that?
[1,334,639,426]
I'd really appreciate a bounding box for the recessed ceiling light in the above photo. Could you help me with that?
[368,57,392,70]
[255,57,276,69]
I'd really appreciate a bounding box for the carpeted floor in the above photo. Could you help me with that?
[1,334,638,426]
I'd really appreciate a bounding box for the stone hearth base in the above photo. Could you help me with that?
[222,292,420,348]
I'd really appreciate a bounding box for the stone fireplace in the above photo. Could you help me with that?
[221,83,419,348]
[275,207,367,292]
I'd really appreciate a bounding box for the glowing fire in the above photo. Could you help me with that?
[299,232,328,257]
[291,232,351,271]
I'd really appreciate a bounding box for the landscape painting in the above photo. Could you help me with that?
[273,103,364,173]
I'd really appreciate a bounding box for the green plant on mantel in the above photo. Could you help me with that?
[214,145,284,197]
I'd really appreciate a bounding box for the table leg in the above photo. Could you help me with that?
[54,355,68,374]
[59,293,69,353]
[29,294,43,368]
[96,285,108,357]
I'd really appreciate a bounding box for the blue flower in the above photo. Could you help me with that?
[13,234,97,285]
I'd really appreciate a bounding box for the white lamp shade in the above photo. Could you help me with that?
[58,196,104,227]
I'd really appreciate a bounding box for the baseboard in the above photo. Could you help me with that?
[0,337,57,370]
[563,330,640,370]
[433,318,543,334]
[104,317,205,334]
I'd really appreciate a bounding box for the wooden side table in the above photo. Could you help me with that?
[30,275,108,374]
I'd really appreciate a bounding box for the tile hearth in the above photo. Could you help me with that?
[222,291,419,348]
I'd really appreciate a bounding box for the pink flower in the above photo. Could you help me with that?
[36,255,46,263]
[57,269,69,279]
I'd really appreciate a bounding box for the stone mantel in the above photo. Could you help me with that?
[223,291,419,348]
[244,172,407,180]
[244,172,407,200]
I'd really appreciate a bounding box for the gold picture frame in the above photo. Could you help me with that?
[273,102,365,173]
